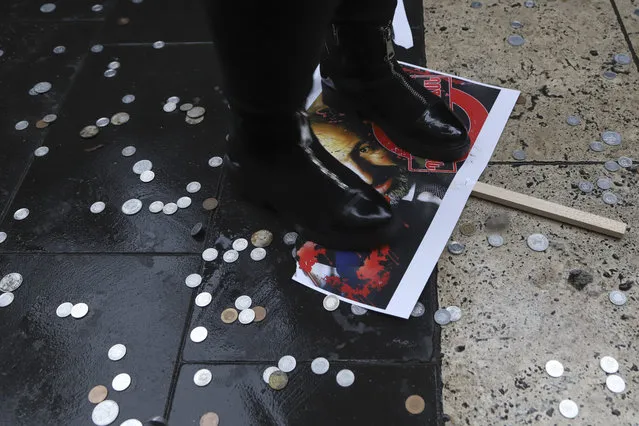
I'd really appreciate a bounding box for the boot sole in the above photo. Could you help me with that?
[321,83,471,162]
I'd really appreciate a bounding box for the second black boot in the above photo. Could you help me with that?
[320,22,471,162]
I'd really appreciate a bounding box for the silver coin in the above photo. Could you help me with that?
[56,302,73,317]
[185,273,202,288]
[0,292,14,308]
[15,120,29,130]
[470,1,482,8]
[235,295,252,310]
[80,125,99,138]
[596,177,612,190]
[111,112,130,125]
[167,96,180,104]
[487,234,504,247]
[0,273,23,292]
[92,4,104,12]
[589,141,604,152]
[263,366,280,384]
[523,0,535,7]
[195,292,212,307]
[602,131,621,146]
[603,71,617,80]
[186,181,201,193]
[140,170,155,183]
[107,61,120,70]
[578,181,593,193]
[193,369,212,387]
[434,309,451,325]
[122,94,136,104]
[104,69,117,78]
[92,400,119,426]
[609,290,627,305]
[148,201,163,213]
[410,302,425,317]
[202,248,218,261]
[96,117,110,127]
[121,146,136,157]
[311,357,330,375]
[0,232,6,244]
[232,238,249,251]
[189,326,208,343]
[34,81,52,93]
[566,115,581,126]
[447,241,465,255]
[132,159,152,174]
[208,156,223,167]
[238,308,256,324]
[120,420,143,426]
[42,114,57,123]
[600,356,619,374]
[187,106,206,118]
[152,41,165,49]
[278,355,296,373]
[223,250,239,263]
[90,201,106,214]
[614,53,631,65]
[13,208,29,221]
[34,146,49,157]
[512,149,526,160]
[108,344,127,361]
[185,116,204,125]
[618,156,633,168]
[71,302,89,318]
[250,247,266,261]
[162,202,178,215]
[40,3,56,13]
[112,373,131,391]
[131,0,143,3]
[510,20,523,29]
[606,374,625,393]
[0,49,3,57]
[527,233,549,252]
[121,199,142,215]
[163,102,177,113]
[602,191,619,205]
[604,160,620,172]
[545,360,564,377]
[28,88,38,96]
[507,34,525,46]
[179,103,194,111]
[283,232,299,245]
[350,304,368,316]
[323,294,340,311]
[559,400,578,419]
[176,196,192,208]
[336,369,355,387]
[446,306,462,322]
[91,44,104,53]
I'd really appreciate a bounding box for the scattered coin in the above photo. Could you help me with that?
[600,356,619,374]
[40,2,56,12]
[311,357,330,375]
[268,371,289,390]
[351,304,368,316]
[512,149,526,161]
[487,234,504,247]
[187,106,206,118]
[283,232,298,245]
[577,181,593,193]
[41,114,57,123]
[604,160,620,172]
[190,222,204,237]
[108,344,127,361]
[202,248,218,261]
[527,233,549,252]
[510,20,523,29]
[117,17,130,26]
[277,355,296,373]
[0,232,6,244]
[140,170,155,183]
[208,156,223,167]
[251,230,273,248]
[163,102,177,113]
[193,369,212,387]
[446,306,462,322]
[92,4,104,12]
[507,34,525,46]
[185,116,204,125]
[90,201,106,214]
[250,247,266,261]
[153,41,165,49]
[91,44,104,53]
[221,308,238,324]
[13,208,29,221]
[149,201,164,213]
[405,395,426,414]
[470,1,482,8]
[56,302,73,317]
[606,374,625,393]
[232,238,249,251]
[235,295,252,310]
[559,400,578,419]
[112,373,131,391]
[202,198,219,210]
[132,160,152,174]
[88,385,108,404]
[459,222,477,236]
[195,292,212,308]
[111,112,130,125]
[95,117,109,128]
[199,412,220,426]
[603,71,617,80]
[410,301,425,317]
[166,96,180,104]
[253,306,267,322]
[190,326,208,343]
[545,360,564,377]
[1,273,23,292]
[614,53,631,65]
[336,369,355,387]
[121,199,143,215]
[617,156,633,168]
[609,290,627,305]
[14,120,28,131]
[434,309,451,325]
[92,400,119,426]
[177,196,192,208]
[80,125,99,138]
[589,141,604,152]
[523,0,535,7]
[162,203,178,215]
[596,177,612,190]
[566,115,581,126]
[602,131,621,146]
[35,120,49,129]
[104,69,117,78]
[186,181,201,193]
[34,81,52,93]
[122,94,136,104]
[323,294,340,311]
[223,250,239,263]
[602,191,619,205]
[185,273,202,288]
[239,308,256,324]
[447,241,465,255]
[0,293,15,308]
[262,366,280,384]
[71,303,89,318]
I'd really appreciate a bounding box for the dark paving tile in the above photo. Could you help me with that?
[181,177,440,362]
[0,44,228,252]
[0,254,198,425]
[1,0,116,22]
[169,362,442,426]
[0,21,98,213]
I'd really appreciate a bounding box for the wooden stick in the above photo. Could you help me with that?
[471,182,627,238]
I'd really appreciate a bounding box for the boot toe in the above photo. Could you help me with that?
[417,102,469,143]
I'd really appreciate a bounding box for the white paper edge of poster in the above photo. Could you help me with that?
[297,63,520,318]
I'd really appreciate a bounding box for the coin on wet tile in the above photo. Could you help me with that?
[600,356,619,374]
[221,308,238,324]
[108,344,127,361]
[202,198,218,210]
[190,326,208,343]
[262,366,279,383]
[269,371,289,390]
[459,222,476,236]
[278,355,296,373]
[223,250,239,263]
[253,306,267,322]
[53,45,66,54]
[121,199,143,215]
[112,373,131,391]
[92,4,104,12]
[558,400,578,419]
[527,233,548,252]
[604,160,620,172]
[185,273,202,288]
[311,357,330,375]
[1,272,23,292]
[232,238,249,251]
[596,177,612,190]
[446,306,462,322]
[186,181,201,193]
[617,157,632,168]
[132,160,152,174]
[110,112,130,125]
[507,34,525,46]
[0,293,15,308]
[107,62,120,71]
[199,412,220,426]
[202,248,218,261]
[88,385,108,404]
[238,308,256,324]
[195,292,212,307]
[193,369,212,387]
[121,145,136,157]
[104,69,117,78]
[235,295,252,310]
[250,247,266,261]
[601,131,621,146]
[180,103,194,112]
[177,196,192,208]
[71,303,89,318]
[589,141,604,152]
[92,400,119,426]
[191,223,204,238]
[609,290,627,305]
[140,170,155,183]
[149,201,164,213]
[80,125,99,138]
[56,302,73,317]
[578,181,593,193]
[15,120,29,130]
[41,114,57,123]
[323,294,339,311]
[510,20,523,29]
[405,395,425,414]
[35,120,49,129]
[91,44,104,53]
[34,81,52,93]
[185,116,204,125]
[351,304,367,316]
[117,17,130,26]
[447,241,465,255]
[13,208,29,220]
[162,202,178,215]
[614,53,631,65]
[336,369,355,387]
[283,232,298,245]
[566,115,581,126]
[545,360,564,377]
[251,230,273,247]
[410,301,425,317]
[606,375,625,393]
[163,102,177,113]
[153,40,165,49]
[122,94,135,104]
[603,71,617,80]
[511,149,526,161]
[0,232,6,244]
[434,309,451,325]
[187,106,206,118]
[40,2,56,12]
[487,234,504,247]
[602,191,619,205]
[208,156,223,167]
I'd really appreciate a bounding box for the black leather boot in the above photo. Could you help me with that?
[225,109,400,250]
[320,22,471,161]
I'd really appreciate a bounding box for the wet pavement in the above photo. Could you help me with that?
[0,1,443,425]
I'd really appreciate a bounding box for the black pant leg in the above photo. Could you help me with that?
[332,0,398,24]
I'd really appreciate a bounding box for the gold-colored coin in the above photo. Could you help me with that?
[251,230,273,248]
[202,198,218,211]
[88,385,108,404]
[459,222,477,236]
[117,17,130,26]
[35,120,49,129]
[199,412,220,426]
[405,394,425,414]
[268,371,288,390]
[253,306,266,322]
[221,308,238,324]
